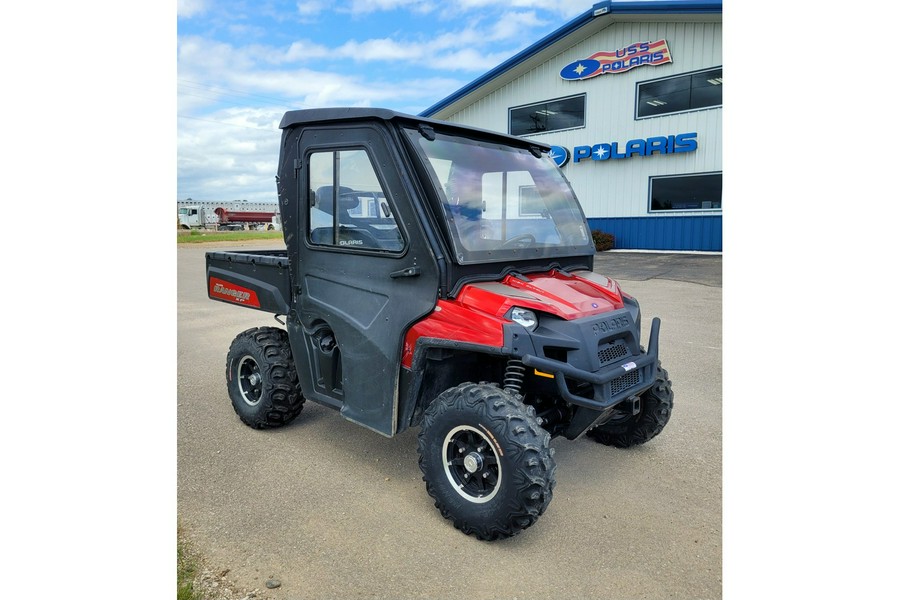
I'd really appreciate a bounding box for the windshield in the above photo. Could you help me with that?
[404,128,593,264]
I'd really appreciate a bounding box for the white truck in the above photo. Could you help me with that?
[177,205,210,229]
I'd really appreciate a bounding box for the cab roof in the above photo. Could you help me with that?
[278,107,551,152]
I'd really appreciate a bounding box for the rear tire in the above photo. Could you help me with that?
[417,383,556,541]
[586,362,673,448]
[226,327,304,429]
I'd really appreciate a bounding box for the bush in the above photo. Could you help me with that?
[591,230,615,252]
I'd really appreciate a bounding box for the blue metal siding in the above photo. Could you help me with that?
[587,216,722,251]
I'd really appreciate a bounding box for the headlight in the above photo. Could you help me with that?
[510,307,538,331]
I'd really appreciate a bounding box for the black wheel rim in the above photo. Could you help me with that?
[442,425,502,503]
[237,355,262,406]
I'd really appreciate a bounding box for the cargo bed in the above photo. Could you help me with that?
[206,250,292,314]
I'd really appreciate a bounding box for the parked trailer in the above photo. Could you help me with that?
[214,208,278,231]
[177,200,280,230]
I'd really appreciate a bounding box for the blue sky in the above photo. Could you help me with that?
[177,0,593,204]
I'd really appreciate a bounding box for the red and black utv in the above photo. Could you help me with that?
[206,108,673,540]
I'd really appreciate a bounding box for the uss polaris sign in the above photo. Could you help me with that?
[560,40,672,80]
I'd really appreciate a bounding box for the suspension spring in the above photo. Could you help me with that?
[503,359,526,395]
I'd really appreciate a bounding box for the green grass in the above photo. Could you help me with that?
[176,229,285,243]
[177,533,201,600]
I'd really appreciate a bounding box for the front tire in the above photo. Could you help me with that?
[417,383,556,541]
[586,362,673,448]
[226,327,304,429]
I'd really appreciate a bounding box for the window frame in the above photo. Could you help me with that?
[305,145,406,254]
[647,171,722,213]
[635,66,722,120]
[508,94,587,137]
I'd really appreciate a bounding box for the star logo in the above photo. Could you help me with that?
[548,146,569,167]
[593,146,608,159]
[559,58,600,80]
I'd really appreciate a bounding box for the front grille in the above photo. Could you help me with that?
[598,340,629,366]
[611,370,642,396]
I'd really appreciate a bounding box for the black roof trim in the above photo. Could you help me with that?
[279,107,551,152]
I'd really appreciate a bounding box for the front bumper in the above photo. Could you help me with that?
[507,306,660,412]
[522,318,659,410]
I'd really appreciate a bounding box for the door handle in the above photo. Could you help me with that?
[390,266,421,278]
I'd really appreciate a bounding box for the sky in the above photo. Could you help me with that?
[176,0,595,204]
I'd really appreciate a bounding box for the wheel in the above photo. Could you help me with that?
[417,382,556,541]
[586,362,673,448]
[225,327,304,429]
[500,233,536,248]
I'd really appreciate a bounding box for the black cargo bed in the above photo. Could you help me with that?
[206,250,292,314]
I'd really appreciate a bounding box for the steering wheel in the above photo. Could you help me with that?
[499,233,536,248]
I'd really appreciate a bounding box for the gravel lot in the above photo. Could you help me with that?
[178,241,722,599]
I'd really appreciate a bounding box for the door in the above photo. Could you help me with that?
[289,123,440,436]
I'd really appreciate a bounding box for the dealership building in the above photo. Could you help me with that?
[420,0,722,252]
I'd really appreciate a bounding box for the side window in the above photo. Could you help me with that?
[307,149,404,252]
[636,67,722,119]
[649,172,722,211]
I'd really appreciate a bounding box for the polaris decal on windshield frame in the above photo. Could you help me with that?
[209,277,261,308]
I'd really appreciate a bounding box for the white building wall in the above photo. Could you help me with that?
[442,19,722,220]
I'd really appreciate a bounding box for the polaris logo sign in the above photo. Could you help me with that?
[560,40,672,81]
[549,132,697,167]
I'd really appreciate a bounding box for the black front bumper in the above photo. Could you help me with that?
[522,317,659,410]
[507,306,660,412]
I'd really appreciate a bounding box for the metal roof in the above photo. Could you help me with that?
[419,0,723,118]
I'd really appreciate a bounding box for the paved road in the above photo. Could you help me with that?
[595,251,722,287]
[178,241,722,599]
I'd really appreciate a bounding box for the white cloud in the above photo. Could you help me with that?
[178,107,283,202]
[283,40,332,62]
[177,0,209,18]
[452,0,587,19]
[335,38,422,61]
[488,11,546,41]
[427,48,513,72]
[297,1,328,17]
[177,33,470,201]
[344,0,584,18]
[346,0,437,15]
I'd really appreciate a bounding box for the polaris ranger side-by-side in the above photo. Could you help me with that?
[206,108,674,540]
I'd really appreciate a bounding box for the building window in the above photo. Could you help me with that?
[649,172,722,212]
[636,67,722,119]
[509,95,585,136]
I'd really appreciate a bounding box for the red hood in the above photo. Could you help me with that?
[457,270,624,320]
[401,270,625,368]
